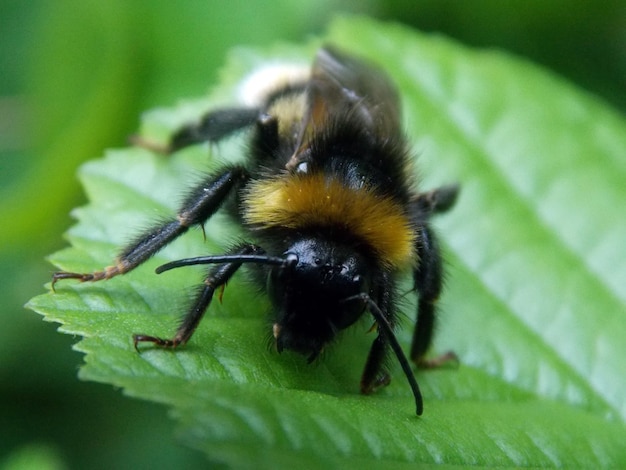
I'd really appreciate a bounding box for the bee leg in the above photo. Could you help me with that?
[360,278,395,394]
[133,243,262,349]
[169,108,260,153]
[412,184,460,216]
[411,224,458,368]
[131,107,260,154]
[357,288,424,415]
[361,333,392,394]
[52,166,248,290]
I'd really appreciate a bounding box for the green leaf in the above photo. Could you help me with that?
[27,17,626,467]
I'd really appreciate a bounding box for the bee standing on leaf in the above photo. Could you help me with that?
[53,46,459,415]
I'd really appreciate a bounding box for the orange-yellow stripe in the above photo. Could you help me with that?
[243,173,417,269]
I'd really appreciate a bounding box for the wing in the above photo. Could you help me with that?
[286,46,402,170]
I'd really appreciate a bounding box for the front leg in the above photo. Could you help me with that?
[360,277,395,394]
[353,287,424,416]
[360,333,392,393]
[52,166,248,289]
[133,243,264,349]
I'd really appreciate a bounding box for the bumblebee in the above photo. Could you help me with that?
[53,47,458,415]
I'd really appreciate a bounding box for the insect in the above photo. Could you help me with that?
[52,46,458,415]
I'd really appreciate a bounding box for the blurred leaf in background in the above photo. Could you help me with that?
[378,0,626,110]
[2,0,624,468]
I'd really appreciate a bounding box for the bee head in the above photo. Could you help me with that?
[268,237,371,361]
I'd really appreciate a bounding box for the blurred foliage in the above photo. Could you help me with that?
[1,1,623,468]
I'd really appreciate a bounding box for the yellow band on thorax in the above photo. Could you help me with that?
[243,173,417,269]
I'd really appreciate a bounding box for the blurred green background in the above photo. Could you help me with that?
[1,1,624,468]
